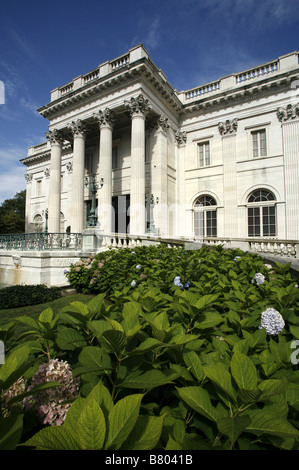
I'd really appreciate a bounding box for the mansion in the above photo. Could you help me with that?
[21,44,299,244]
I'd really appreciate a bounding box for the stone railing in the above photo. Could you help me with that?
[180,52,299,104]
[248,239,298,258]
[0,233,83,251]
[98,233,185,250]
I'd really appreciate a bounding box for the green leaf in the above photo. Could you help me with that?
[105,394,143,450]
[77,346,111,374]
[78,398,106,450]
[237,388,262,404]
[176,386,217,423]
[121,369,178,390]
[195,294,220,311]
[217,415,251,448]
[121,415,165,450]
[23,426,80,450]
[15,316,39,330]
[246,410,299,439]
[102,329,127,352]
[56,328,87,351]
[258,379,299,400]
[87,293,106,316]
[230,351,257,390]
[203,363,237,402]
[0,414,23,450]
[194,312,223,330]
[7,381,62,405]
[38,307,53,324]
[130,337,164,355]
[183,350,205,382]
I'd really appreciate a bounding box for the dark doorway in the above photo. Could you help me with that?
[112,195,130,234]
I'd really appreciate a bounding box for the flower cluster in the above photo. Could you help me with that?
[258,308,285,336]
[24,359,80,426]
[1,377,27,418]
[174,276,190,291]
[252,273,265,285]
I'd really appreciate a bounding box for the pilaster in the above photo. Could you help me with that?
[24,173,33,233]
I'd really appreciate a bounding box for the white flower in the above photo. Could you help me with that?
[136,264,142,270]
[234,256,241,261]
[174,276,183,287]
[258,308,285,336]
[252,273,265,285]
[131,280,137,287]
[263,264,272,270]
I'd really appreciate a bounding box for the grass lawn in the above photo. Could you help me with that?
[0,292,95,339]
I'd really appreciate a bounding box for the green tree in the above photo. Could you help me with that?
[0,190,26,233]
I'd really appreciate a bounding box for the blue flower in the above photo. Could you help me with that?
[131,251,136,254]
[174,276,190,291]
[234,256,241,261]
[258,308,285,336]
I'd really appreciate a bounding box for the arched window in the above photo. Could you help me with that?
[194,195,217,237]
[247,189,276,237]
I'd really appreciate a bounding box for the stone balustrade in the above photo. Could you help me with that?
[180,52,299,104]
[0,233,83,251]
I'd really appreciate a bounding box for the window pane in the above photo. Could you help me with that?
[252,132,258,158]
[260,130,267,156]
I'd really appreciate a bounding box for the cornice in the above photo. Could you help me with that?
[38,60,182,120]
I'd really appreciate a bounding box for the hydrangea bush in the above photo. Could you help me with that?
[1,244,299,451]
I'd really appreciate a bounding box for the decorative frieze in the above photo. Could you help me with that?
[277,103,299,122]
[66,162,73,172]
[93,108,116,128]
[175,130,187,146]
[218,118,238,135]
[125,94,151,117]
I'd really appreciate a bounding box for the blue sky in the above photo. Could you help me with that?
[0,0,298,204]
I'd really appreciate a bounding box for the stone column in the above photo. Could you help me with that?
[277,105,299,240]
[24,173,33,233]
[46,129,63,233]
[219,119,238,238]
[94,108,115,233]
[175,130,188,238]
[125,94,150,235]
[68,119,87,233]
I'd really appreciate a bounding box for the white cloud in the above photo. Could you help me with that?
[0,145,27,204]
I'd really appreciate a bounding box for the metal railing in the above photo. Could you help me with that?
[0,233,83,251]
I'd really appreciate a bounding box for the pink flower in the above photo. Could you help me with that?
[24,359,80,426]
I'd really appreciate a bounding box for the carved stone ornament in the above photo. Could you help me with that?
[25,173,33,183]
[93,108,116,128]
[277,103,299,122]
[66,161,73,172]
[175,130,187,146]
[67,119,87,137]
[124,94,151,117]
[218,118,238,135]
[46,128,63,145]
[156,115,169,132]
[44,167,50,177]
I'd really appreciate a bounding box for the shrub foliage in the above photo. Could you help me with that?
[0,284,61,310]
[0,245,298,450]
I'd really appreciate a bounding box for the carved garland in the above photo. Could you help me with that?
[218,118,238,135]
[277,103,299,122]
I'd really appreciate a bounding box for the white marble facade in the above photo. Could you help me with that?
[21,45,299,242]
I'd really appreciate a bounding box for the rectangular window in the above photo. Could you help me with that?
[252,130,267,158]
[198,142,210,167]
[248,207,260,236]
[248,206,276,237]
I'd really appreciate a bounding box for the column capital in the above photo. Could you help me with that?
[93,108,115,128]
[156,115,169,133]
[67,119,87,138]
[46,128,63,145]
[25,173,33,183]
[175,130,187,147]
[125,93,151,118]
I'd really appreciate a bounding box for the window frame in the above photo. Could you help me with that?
[247,189,276,238]
[194,195,217,238]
